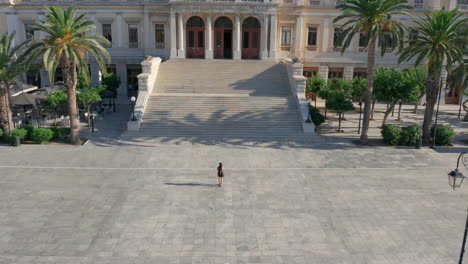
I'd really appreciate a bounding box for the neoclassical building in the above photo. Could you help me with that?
[0,0,465,101]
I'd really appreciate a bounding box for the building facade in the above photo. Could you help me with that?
[0,0,465,101]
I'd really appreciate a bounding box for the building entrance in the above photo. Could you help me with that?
[214,17,233,59]
[242,17,261,60]
[186,16,205,58]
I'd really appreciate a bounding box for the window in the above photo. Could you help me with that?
[198,31,204,48]
[281,26,291,46]
[243,32,249,49]
[128,24,138,48]
[414,0,423,8]
[328,69,344,79]
[307,27,317,46]
[409,30,418,45]
[102,24,112,47]
[155,24,165,49]
[189,31,195,48]
[24,23,34,40]
[382,34,395,50]
[333,28,343,50]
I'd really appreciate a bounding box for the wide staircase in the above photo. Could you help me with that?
[122,59,318,144]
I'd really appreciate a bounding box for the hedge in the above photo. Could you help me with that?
[20,125,34,140]
[50,127,71,139]
[308,105,326,127]
[32,128,54,144]
[381,124,422,146]
[10,128,28,142]
[431,124,455,146]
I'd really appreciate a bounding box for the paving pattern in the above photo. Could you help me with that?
[0,144,466,264]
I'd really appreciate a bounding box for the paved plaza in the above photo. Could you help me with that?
[0,142,467,264]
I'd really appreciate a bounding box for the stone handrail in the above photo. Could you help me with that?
[284,59,315,134]
[127,56,161,131]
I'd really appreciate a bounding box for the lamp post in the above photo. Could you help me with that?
[130,96,137,121]
[84,112,96,133]
[306,98,312,123]
[357,102,362,134]
[447,152,468,264]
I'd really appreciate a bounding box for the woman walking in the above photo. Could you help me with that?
[217,162,224,187]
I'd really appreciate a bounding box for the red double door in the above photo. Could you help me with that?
[242,28,260,59]
[214,28,233,59]
[186,27,205,58]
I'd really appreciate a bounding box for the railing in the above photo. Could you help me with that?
[10,0,168,4]
[458,4,468,10]
[127,42,141,49]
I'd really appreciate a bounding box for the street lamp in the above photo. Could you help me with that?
[130,96,137,121]
[84,112,96,133]
[306,98,312,123]
[447,152,468,264]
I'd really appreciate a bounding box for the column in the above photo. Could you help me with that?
[269,14,277,60]
[318,65,329,81]
[117,13,124,48]
[295,15,303,58]
[116,63,128,102]
[40,70,51,88]
[322,17,330,53]
[344,66,354,80]
[144,9,151,55]
[205,16,213,59]
[261,15,269,60]
[233,16,241,60]
[449,0,457,9]
[89,12,97,34]
[90,61,101,85]
[6,12,18,45]
[170,12,177,58]
[177,13,185,58]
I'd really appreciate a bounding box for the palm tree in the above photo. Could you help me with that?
[27,6,110,144]
[334,0,411,144]
[399,8,467,144]
[449,58,467,118]
[0,32,31,138]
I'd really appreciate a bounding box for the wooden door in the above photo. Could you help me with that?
[242,28,260,59]
[214,29,224,59]
[187,27,205,58]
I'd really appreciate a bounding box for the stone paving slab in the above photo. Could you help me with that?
[0,144,465,264]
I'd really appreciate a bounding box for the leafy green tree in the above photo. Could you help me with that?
[398,8,468,144]
[325,89,355,132]
[27,6,110,144]
[351,77,367,101]
[102,72,121,98]
[405,66,428,113]
[43,89,69,125]
[0,32,31,138]
[306,75,326,107]
[374,68,419,127]
[77,86,105,114]
[334,0,410,143]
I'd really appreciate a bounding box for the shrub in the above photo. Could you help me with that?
[50,127,71,139]
[0,127,3,137]
[381,124,402,146]
[308,105,325,126]
[20,125,35,140]
[10,128,28,142]
[431,124,455,146]
[400,125,422,146]
[32,128,54,144]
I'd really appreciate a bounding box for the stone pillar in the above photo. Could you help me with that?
[269,14,277,60]
[233,16,241,60]
[449,0,457,9]
[344,66,354,80]
[318,65,329,81]
[144,9,151,55]
[90,61,101,85]
[206,16,214,59]
[295,15,303,58]
[322,17,330,53]
[170,12,177,58]
[177,13,185,58]
[40,70,51,88]
[117,13,124,48]
[261,15,269,60]
[6,12,18,45]
[116,63,128,102]
[89,13,97,35]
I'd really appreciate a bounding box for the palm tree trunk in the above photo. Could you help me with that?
[63,59,81,145]
[0,82,13,138]
[381,102,396,127]
[422,66,440,145]
[360,38,376,144]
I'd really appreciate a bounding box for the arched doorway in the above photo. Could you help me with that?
[242,17,261,59]
[214,17,233,59]
[186,16,205,58]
